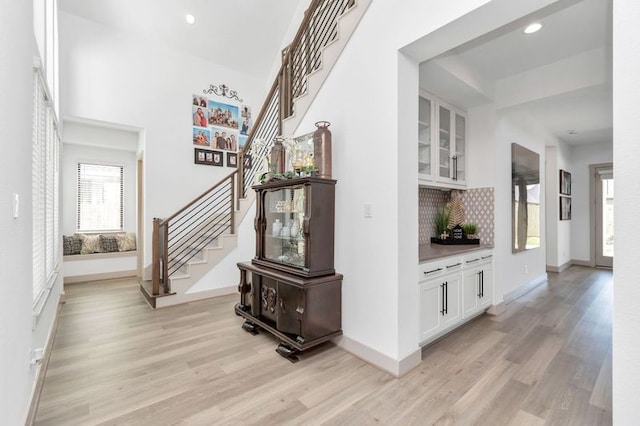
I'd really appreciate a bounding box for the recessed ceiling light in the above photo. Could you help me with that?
[185,14,196,25]
[524,23,542,34]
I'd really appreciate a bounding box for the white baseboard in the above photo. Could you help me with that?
[334,335,422,378]
[571,259,594,267]
[486,302,506,316]
[155,285,237,308]
[64,270,137,284]
[504,273,548,304]
[25,292,64,425]
[546,260,572,273]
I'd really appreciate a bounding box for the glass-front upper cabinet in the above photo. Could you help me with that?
[418,96,432,176]
[438,105,451,180]
[253,177,336,278]
[418,91,467,188]
[454,113,466,183]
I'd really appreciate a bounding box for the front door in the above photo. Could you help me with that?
[595,166,614,268]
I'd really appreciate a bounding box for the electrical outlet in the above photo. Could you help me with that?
[524,265,528,274]
[31,348,44,365]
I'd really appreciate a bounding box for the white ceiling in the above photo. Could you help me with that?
[58,0,305,79]
[419,0,612,146]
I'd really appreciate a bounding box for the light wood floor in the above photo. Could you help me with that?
[35,266,611,425]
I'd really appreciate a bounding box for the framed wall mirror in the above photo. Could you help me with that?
[512,143,541,252]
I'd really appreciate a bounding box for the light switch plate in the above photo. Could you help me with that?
[364,203,373,218]
[13,194,19,219]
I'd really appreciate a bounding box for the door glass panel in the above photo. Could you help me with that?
[455,113,465,181]
[601,178,614,257]
[418,96,431,175]
[263,185,306,268]
[439,106,451,179]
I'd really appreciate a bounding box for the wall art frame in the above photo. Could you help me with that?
[559,169,571,195]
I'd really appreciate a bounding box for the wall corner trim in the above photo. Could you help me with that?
[504,273,548,304]
[546,261,572,273]
[334,335,422,378]
[486,302,506,316]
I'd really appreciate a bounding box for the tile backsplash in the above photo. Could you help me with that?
[461,188,495,245]
[418,187,495,245]
[418,188,450,244]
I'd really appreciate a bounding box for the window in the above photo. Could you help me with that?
[77,163,124,232]
[32,63,60,303]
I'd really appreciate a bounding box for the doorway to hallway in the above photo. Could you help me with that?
[593,164,613,268]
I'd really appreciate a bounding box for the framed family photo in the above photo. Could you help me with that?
[227,152,238,168]
[194,148,212,165]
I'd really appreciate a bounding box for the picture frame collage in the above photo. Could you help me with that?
[192,94,252,168]
[559,169,572,220]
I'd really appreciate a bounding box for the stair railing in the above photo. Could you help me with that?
[151,170,237,295]
[239,0,357,197]
[150,0,359,296]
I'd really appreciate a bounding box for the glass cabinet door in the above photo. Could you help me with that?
[263,185,307,269]
[418,96,432,176]
[454,113,466,182]
[438,105,451,179]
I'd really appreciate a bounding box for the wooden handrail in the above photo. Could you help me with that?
[161,170,237,225]
[149,0,359,302]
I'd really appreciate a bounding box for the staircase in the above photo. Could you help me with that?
[141,0,371,308]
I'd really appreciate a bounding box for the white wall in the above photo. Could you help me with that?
[467,103,496,189]
[613,2,640,421]
[568,142,612,263]
[545,141,572,268]
[0,1,62,423]
[61,143,137,236]
[58,12,267,271]
[494,112,549,298]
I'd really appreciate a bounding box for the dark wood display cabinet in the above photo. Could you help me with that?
[252,177,336,277]
[235,177,342,362]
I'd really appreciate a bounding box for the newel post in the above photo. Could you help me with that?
[152,218,161,296]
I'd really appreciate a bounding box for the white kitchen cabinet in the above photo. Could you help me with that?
[418,258,463,345]
[418,249,493,347]
[418,90,466,188]
[462,251,493,318]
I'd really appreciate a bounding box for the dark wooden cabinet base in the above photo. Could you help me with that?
[235,262,342,361]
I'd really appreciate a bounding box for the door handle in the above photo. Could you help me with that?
[440,283,446,315]
[444,281,448,315]
[477,271,482,298]
[452,156,458,181]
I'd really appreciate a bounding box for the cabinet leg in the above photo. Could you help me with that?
[241,320,259,335]
[275,343,299,363]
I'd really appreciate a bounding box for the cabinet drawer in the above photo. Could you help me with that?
[419,256,463,281]
[463,250,493,267]
[419,260,445,281]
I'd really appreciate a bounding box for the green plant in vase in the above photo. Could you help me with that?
[461,223,478,239]
[435,208,451,239]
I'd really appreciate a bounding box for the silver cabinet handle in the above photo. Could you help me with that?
[446,262,462,269]
[466,258,480,264]
[424,267,443,275]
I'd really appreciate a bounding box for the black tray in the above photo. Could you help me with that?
[431,237,480,245]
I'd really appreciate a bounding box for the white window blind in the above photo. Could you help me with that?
[77,163,124,232]
[32,63,60,303]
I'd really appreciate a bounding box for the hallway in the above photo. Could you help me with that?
[35,266,611,425]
